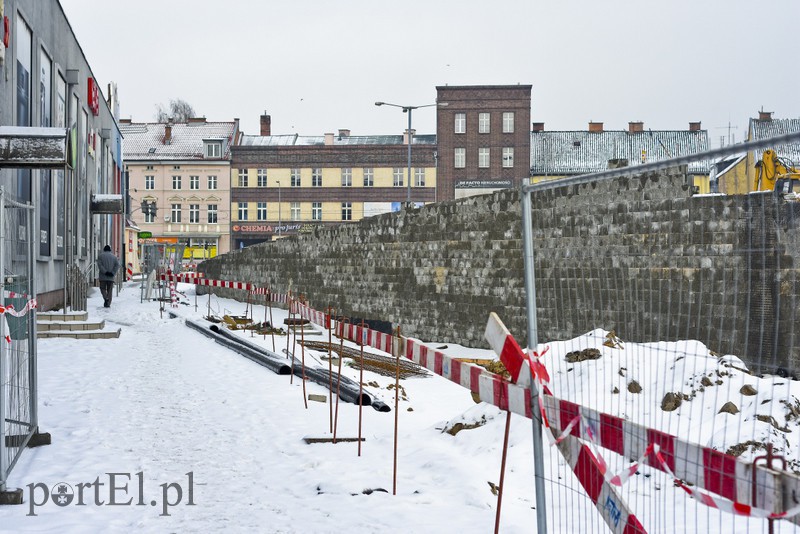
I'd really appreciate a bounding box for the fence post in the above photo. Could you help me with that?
[521,186,548,533]
[0,187,5,492]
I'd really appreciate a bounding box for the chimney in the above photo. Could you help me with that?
[324,132,335,145]
[689,121,702,131]
[588,121,604,133]
[119,118,131,124]
[628,121,643,133]
[187,117,206,123]
[403,129,416,145]
[164,122,172,145]
[758,110,773,121]
[260,113,271,136]
[531,122,545,132]
[338,129,350,138]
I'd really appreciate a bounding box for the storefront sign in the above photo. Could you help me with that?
[454,179,513,189]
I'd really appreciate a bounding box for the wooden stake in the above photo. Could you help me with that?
[333,316,349,444]
[392,325,401,496]
[358,320,366,457]
[300,306,308,410]
[268,288,275,351]
[327,306,334,434]
[494,408,512,534]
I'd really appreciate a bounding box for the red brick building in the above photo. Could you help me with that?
[436,85,532,199]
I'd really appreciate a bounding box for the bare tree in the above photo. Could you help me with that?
[155,98,196,123]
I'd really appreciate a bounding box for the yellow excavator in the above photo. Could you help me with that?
[754,149,800,192]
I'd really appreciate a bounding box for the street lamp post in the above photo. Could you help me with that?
[375,101,445,207]
[276,180,281,239]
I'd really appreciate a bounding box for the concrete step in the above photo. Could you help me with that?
[36,311,120,340]
[38,319,105,332]
[36,311,88,322]
[37,328,121,339]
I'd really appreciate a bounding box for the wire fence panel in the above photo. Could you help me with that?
[0,189,36,492]
[524,137,800,533]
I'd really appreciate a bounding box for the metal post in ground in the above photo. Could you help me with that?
[521,186,547,533]
[0,187,6,492]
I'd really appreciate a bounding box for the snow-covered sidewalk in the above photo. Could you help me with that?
[0,282,539,533]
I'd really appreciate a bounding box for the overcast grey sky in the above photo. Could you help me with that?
[59,0,799,147]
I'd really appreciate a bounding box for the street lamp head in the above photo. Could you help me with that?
[374,101,385,106]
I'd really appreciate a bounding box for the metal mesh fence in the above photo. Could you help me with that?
[523,134,800,533]
[0,188,36,492]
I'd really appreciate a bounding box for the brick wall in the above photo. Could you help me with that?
[199,165,800,375]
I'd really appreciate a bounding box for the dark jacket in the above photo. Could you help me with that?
[97,250,120,282]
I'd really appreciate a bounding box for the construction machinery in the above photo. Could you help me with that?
[754,149,800,192]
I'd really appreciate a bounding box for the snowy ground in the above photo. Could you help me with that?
[0,281,798,533]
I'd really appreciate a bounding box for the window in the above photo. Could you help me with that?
[237,202,248,221]
[454,113,466,134]
[170,204,182,223]
[312,202,322,221]
[207,204,218,223]
[341,168,352,187]
[189,175,199,190]
[502,147,514,168]
[479,113,490,133]
[341,202,352,221]
[172,175,181,190]
[144,210,154,224]
[205,141,221,158]
[479,148,490,168]
[502,112,515,133]
[454,148,466,168]
[312,168,322,187]
[146,165,154,171]
[415,168,426,187]
[257,169,267,187]
[238,169,248,187]
[173,165,181,170]
[189,204,200,223]
[145,176,154,190]
[257,202,267,221]
[393,168,404,187]
[290,202,300,221]
[363,168,374,187]
[208,175,217,190]
[291,168,301,187]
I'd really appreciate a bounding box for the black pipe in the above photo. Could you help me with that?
[185,319,292,375]
[185,318,390,412]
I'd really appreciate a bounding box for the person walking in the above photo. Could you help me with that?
[97,245,120,308]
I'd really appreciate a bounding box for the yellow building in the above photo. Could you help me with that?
[230,120,437,248]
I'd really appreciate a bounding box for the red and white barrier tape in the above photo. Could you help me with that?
[163,273,799,520]
[484,313,645,533]
[0,298,37,344]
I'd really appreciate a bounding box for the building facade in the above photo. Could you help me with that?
[530,120,712,193]
[230,117,437,248]
[121,118,239,261]
[435,85,532,200]
[0,0,123,310]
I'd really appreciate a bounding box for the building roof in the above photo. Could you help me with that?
[530,129,712,175]
[238,134,437,147]
[749,117,800,166]
[121,120,238,161]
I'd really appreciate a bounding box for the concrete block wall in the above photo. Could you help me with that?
[199,166,800,375]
